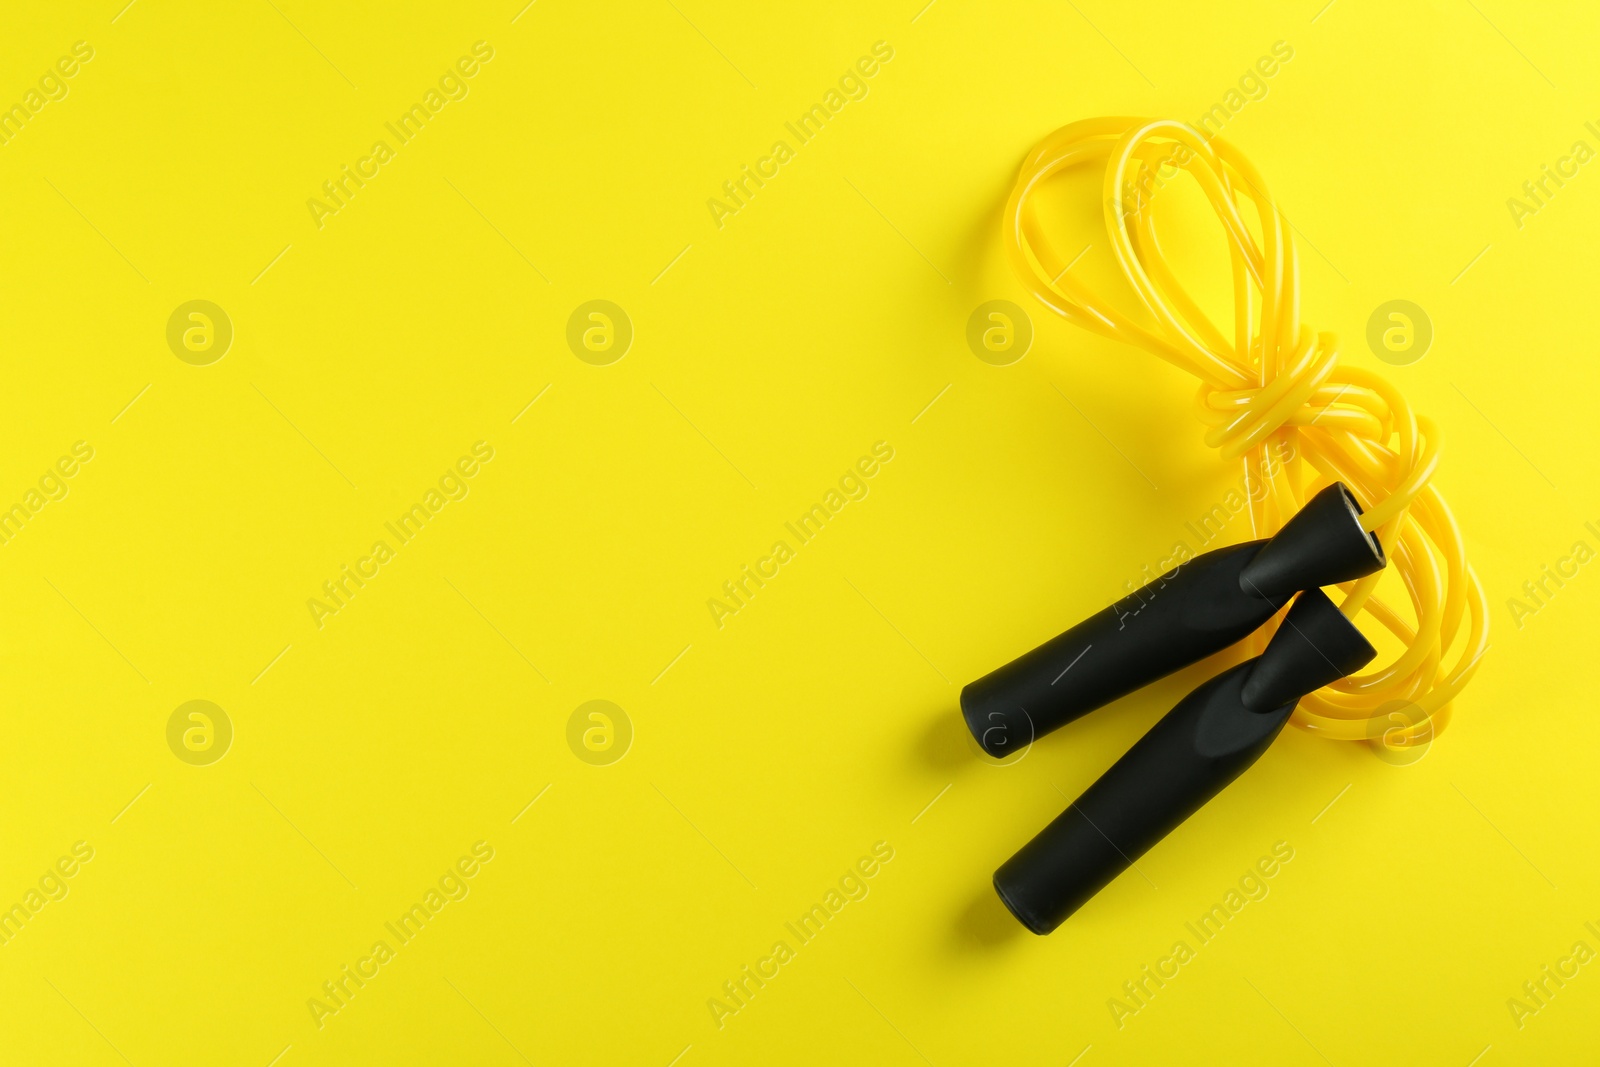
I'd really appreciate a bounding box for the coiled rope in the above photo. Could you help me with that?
[1004,117,1488,744]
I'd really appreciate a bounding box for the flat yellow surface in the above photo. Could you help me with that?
[0,1,1594,1064]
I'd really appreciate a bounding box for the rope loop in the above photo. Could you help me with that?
[1005,118,1488,743]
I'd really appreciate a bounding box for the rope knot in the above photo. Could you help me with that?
[1193,326,1340,461]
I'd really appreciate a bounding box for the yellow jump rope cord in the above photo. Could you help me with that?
[1004,117,1489,743]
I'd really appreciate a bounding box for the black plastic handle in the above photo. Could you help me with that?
[992,587,1377,934]
[961,482,1384,758]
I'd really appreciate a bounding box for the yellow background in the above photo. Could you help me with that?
[0,0,1595,1063]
